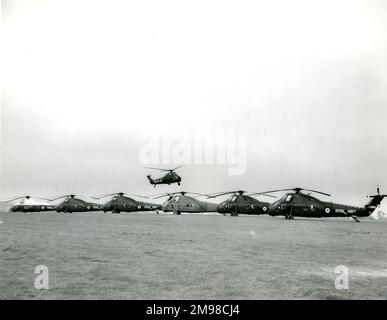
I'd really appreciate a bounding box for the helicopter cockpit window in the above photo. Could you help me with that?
[285,195,293,202]
[231,196,237,202]
[174,196,179,202]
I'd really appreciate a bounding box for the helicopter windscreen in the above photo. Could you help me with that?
[285,194,293,202]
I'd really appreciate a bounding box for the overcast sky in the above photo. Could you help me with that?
[1,0,387,208]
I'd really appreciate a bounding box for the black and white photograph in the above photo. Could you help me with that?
[1,0,386,306]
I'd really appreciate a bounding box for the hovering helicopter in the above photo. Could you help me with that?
[50,195,102,213]
[92,192,161,214]
[144,166,182,187]
[1,196,56,212]
[262,186,386,222]
[153,191,218,215]
[206,190,276,216]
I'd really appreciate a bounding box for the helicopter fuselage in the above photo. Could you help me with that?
[102,195,161,213]
[10,201,56,212]
[268,193,374,219]
[162,194,217,214]
[217,194,270,216]
[147,171,181,186]
[55,198,102,213]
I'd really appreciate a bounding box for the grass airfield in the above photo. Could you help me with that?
[0,211,386,300]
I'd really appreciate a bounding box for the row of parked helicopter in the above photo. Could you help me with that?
[2,186,385,223]
[1,167,386,222]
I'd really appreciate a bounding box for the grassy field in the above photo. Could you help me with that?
[0,211,386,300]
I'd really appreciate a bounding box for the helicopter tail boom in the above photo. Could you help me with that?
[147,175,155,185]
[364,186,386,215]
[364,195,386,214]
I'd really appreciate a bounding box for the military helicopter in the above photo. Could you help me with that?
[92,192,161,214]
[262,186,386,222]
[144,166,182,187]
[1,196,56,212]
[153,191,218,215]
[206,190,276,216]
[50,194,102,213]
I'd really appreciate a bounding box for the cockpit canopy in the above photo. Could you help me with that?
[285,194,293,202]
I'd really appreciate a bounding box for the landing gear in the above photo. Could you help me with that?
[285,215,294,220]
[351,216,360,222]
[178,182,180,186]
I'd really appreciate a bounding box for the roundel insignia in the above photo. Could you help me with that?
[87,206,91,210]
[325,208,330,214]
[138,205,141,210]
[41,206,45,210]
[262,206,267,212]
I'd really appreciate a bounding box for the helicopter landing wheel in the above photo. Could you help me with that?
[178,182,180,186]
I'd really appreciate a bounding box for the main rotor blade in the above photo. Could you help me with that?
[149,192,171,198]
[255,188,331,197]
[169,165,183,171]
[152,193,173,199]
[144,166,183,172]
[1,196,26,203]
[302,189,331,197]
[247,192,277,199]
[206,190,275,199]
[1,196,27,203]
[91,192,122,199]
[206,191,243,198]
[92,192,150,200]
[152,191,204,199]
[184,192,206,198]
[254,188,296,194]
[127,193,150,199]
[1,196,51,203]
[49,194,76,201]
[144,167,171,172]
